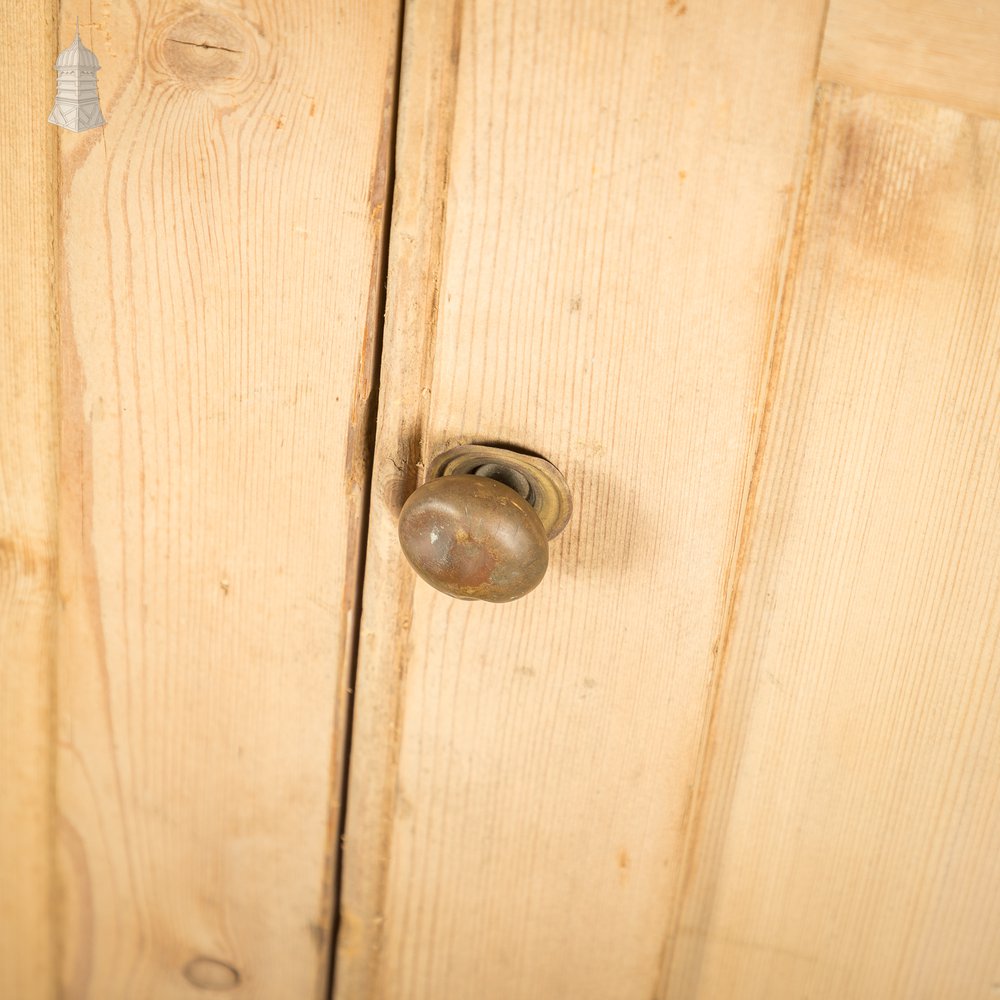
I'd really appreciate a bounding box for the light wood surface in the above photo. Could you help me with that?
[336,1,828,996]
[663,84,1000,1000]
[0,3,58,998]
[55,4,398,997]
[821,0,1000,118]
[7,2,999,997]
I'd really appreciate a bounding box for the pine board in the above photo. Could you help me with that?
[336,1,828,996]
[55,3,399,997]
[0,2,59,997]
[663,85,1000,1000]
[820,0,1000,119]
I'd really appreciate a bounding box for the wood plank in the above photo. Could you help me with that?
[55,3,399,997]
[663,85,1000,1000]
[820,0,1000,119]
[0,2,58,997]
[336,1,827,997]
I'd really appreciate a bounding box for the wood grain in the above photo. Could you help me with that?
[663,85,1000,999]
[0,3,58,997]
[55,3,398,997]
[820,0,1000,119]
[336,1,827,997]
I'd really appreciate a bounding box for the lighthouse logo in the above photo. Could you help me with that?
[49,19,106,132]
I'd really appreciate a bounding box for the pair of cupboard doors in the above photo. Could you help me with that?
[4,0,999,997]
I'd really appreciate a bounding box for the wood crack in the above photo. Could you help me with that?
[166,38,243,54]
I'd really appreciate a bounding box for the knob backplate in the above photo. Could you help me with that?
[425,445,572,539]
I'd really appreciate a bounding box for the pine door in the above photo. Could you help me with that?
[3,2,999,999]
[336,2,1000,998]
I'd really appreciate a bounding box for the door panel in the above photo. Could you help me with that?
[337,1,828,997]
[664,85,1000,1000]
[52,2,399,997]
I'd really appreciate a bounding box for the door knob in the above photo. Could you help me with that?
[398,445,572,602]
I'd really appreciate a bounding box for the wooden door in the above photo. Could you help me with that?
[4,2,999,999]
[336,2,1000,999]
[2,2,400,997]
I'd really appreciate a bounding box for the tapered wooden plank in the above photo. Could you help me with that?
[336,1,827,997]
[820,0,1000,118]
[55,3,399,997]
[0,3,59,998]
[664,86,1000,1000]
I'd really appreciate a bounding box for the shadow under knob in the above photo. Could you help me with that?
[398,474,548,602]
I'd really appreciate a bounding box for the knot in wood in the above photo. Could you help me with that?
[158,12,256,90]
[182,956,241,991]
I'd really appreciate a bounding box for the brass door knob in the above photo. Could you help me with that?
[398,445,572,603]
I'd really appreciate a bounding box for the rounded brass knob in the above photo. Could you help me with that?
[399,475,549,602]
[398,445,572,603]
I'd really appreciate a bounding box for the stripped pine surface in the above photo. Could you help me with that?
[662,86,1000,999]
[55,3,398,997]
[6,1,999,998]
[336,1,828,997]
[820,0,1000,119]
[0,2,59,998]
